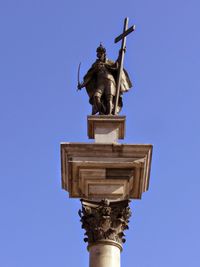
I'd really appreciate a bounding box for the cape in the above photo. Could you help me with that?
[83,59,132,105]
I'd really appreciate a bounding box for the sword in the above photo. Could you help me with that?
[77,62,82,91]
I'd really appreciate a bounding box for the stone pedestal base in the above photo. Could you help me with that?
[87,115,126,143]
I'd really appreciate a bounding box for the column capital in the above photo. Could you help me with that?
[79,199,131,247]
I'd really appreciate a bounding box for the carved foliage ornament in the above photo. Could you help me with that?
[79,199,131,245]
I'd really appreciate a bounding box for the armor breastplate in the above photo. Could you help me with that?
[97,64,115,83]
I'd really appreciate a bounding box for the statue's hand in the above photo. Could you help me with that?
[120,47,126,54]
[77,82,83,90]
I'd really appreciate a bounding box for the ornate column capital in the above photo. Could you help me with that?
[79,199,131,247]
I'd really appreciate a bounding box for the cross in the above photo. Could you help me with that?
[114,17,135,115]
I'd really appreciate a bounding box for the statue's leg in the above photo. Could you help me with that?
[92,104,98,115]
[105,81,115,115]
[95,96,102,113]
[106,94,113,115]
[94,90,103,114]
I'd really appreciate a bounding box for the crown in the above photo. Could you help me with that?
[96,43,106,53]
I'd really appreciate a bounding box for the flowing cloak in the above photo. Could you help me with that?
[83,59,132,106]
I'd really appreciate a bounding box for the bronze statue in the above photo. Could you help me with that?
[77,18,135,115]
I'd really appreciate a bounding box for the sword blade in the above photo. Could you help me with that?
[78,62,81,85]
[77,62,82,91]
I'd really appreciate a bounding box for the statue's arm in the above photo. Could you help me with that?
[106,60,119,71]
[78,66,96,90]
[115,47,126,65]
[77,79,89,90]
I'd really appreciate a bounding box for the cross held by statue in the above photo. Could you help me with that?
[114,17,136,115]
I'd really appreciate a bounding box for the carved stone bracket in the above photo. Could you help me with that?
[79,199,131,246]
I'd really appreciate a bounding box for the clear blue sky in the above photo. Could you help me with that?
[0,0,200,266]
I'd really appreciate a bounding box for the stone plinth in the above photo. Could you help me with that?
[61,143,152,200]
[87,115,125,143]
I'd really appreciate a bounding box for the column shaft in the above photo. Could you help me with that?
[89,243,120,267]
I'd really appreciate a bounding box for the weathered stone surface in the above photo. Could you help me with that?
[89,243,121,267]
[60,143,153,200]
[87,115,125,143]
[79,199,131,245]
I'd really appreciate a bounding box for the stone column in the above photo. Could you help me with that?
[79,199,131,267]
[60,115,153,266]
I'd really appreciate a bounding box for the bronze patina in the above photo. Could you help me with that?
[78,18,135,115]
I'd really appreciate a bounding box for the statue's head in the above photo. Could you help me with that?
[96,43,106,61]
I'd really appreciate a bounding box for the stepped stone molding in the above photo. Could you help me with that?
[61,143,153,200]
